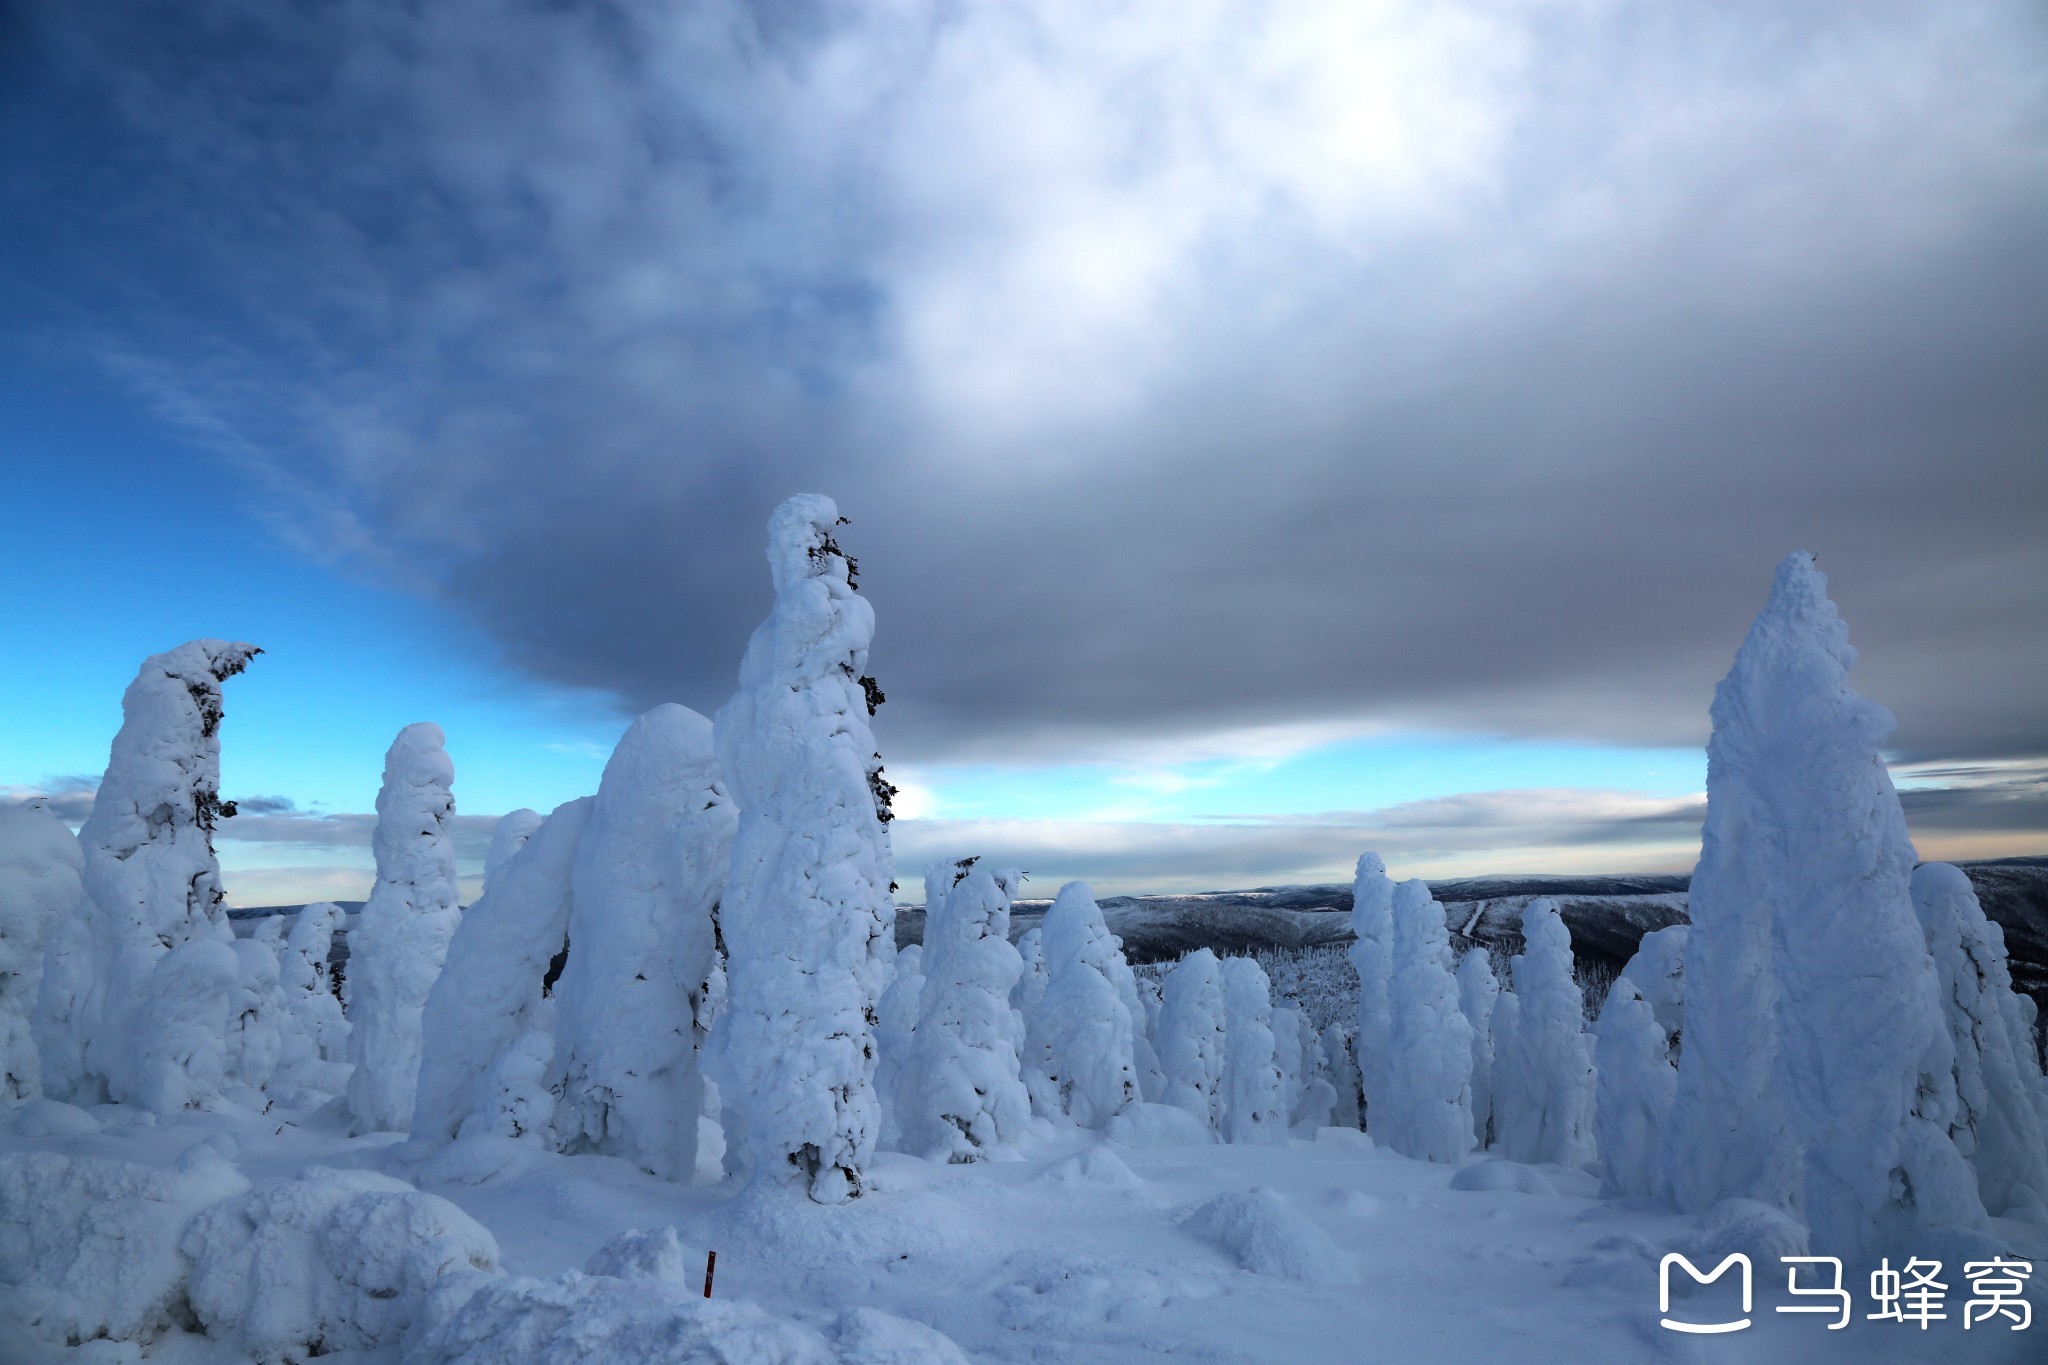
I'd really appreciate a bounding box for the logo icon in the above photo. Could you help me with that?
[1660,1253,1753,1334]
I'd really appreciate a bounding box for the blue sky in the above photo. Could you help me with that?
[2,3,2042,904]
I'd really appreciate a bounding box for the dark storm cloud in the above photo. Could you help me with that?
[8,1,2047,766]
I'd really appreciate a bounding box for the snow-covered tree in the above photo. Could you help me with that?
[1220,956,1286,1144]
[1276,1002,1335,1129]
[1157,948,1227,1129]
[346,723,463,1135]
[1377,879,1472,1163]
[3,800,83,1102]
[874,943,923,1151]
[413,798,591,1147]
[1455,949,1499,1149]
[1618,925,1687,1043]
[1491,899,1593,1167]
[905,861,1029,1161]
[39,640,259,1112]
[1013,926,1048,1020]
[1321,1023,1361,1130]
[1105,947,1167,1104]
[225,931,285,1097]
[1028,882,1139,1128]
[710,495,894,1204]
[1666,553,1982,1260]
[483,809,542,895]
[274,902,349,1090]
[1596,979,1675,1200]
[1348,853,1395,1133]
[554,704,737,1182]
[1913,861,2048,1223]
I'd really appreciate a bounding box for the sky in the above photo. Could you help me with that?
[2,0,2044,905]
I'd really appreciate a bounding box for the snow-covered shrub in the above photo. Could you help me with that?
[274,902,350,1091]
[1220,956,1285,1145]
[1028,882,1139,1129]
[906,861,1029,1160]
[1492,899,1593,1167]
[1455,948,1499,1149]
[346,722,463,1134]
[1666,553,1983,1259]
[40,640,259,1112]
[1595,980,1675,1200]
[1156,947,1227,1129]
[555,704,737,1182]
[181,1166,501,1362]
[413,797,592,1147]
[1913,861,2048,1223]
[711,495,894,1204]
[1,800,82,1102]
[1348,853,1395,1134]
[1377,879,1472,1163]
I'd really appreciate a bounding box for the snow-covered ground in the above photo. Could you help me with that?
[5,1092,2039,1363]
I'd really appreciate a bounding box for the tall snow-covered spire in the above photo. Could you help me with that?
[346,723,462,1134]
[43,640,259,1111]
[1378,878,1472,1163]
[711,494,894,1203]
[905,861,1029,1161]
[555,704,737,1182]
[1666,553,1982,1259]
[1348,853,1395,1134]
[1492,899,1593,1166]
[3,800,84,1102]
[1028,882,1139,1129]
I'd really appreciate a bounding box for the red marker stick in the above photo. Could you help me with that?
[703,1249,717,1299]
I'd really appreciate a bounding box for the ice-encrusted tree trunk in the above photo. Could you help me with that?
[274,902,349,1090]
[345,723,462,1134]
[711,495,894,1204]
[1667,553,1982,1260]
[1378,879,1473,1163]
[412,797,591,1147]
[906,861,1029,1161]
[1349,853,1395,1135]
[554,705,738,1182]
[483,809,542,896]
[1220,956,1286,1144]
[1157,948,1227,1129]
[1492,899,1593,1166]
[1456,949,1499,1150]
[1913,862,2048,1224]
[874,943,924,1152]
[40,640,259,1112]
[4,800,84,1102]
[1596,979,1676,1200]
[1028,882,1139,1129]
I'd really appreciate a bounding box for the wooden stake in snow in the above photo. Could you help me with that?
[703,1249,717,1299]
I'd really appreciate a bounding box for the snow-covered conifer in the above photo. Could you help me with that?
[554,705,736,1182]
[1491,899,1593,1167]
[1105,947,1167,1104]
[346,723,462,1134]
[1278,1002,1336,1128]
[1456,949,1499,1149]
[1348,853,1395,1133]
[1377,879,1472,1163]
[1013,927,1048,1019]
[1028,882,1138,1128]
[710,495,893,1204]
[413,798,592,1146]
[1666,555,1980,1259]
[1157,948,1227,1129]
[1596,980,1675,1200]
[1271,1002,1306,1123]
[1913,861,2048,1223]
[1619,926,1687,1042]
[274,902,349,1090]
[874,943,923,1151]
[2,800,83,1102]
[905,861,1029,1160]
[42,640,259,1112]
[1321,1023,1361,1130]
[483,809,542,895]
[224,935,285,1096]
[1219,956,1285,1144]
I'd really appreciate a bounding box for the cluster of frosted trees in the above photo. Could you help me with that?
[4,518,2044,1251]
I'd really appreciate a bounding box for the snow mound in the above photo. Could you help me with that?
[180,1166,501,1362]
[995,1253,1213,1332]
[0,1146,249,1347]
[1671,1198,1808,1278]
[1179,1188,1357,1284]
[1448,1160,1554,1195]
[7,1097,100,1137]
[1106,1102,1214,1149]
[1037,1145,1143,1188]
[410,1268,966,1364]
[582,1226,696,1285]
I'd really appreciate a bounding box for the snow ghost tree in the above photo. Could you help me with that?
[1491,899,1593,1167]
[2,800,83,1102]
[711,495,894,1204]
[1455,949,1499,1150]
[874,943,924,1151]
[905,861,1029,1161]
[1028,882,1139,1129]
[1277,1002,1336,1129]
[224,933,285,1097]
[275,902,350,1091]
[1618,926,1687,1043]
[1220,956,1286,1144]
[40,640,259,1112]
[1377,879,1473,1163]
[1912,862,2048,1224]
[346,723,462,1135]
[1666,553,1982,1260]
[483,809,543,895]
[413,798,592,1147]
[1105,947,1167,1104]
[555,704,738,1183]
[1596,979,1677,1200]
[1321,1024,1361,1130]
[1157,948,1227,1130]
[1348,853,1395,1133]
